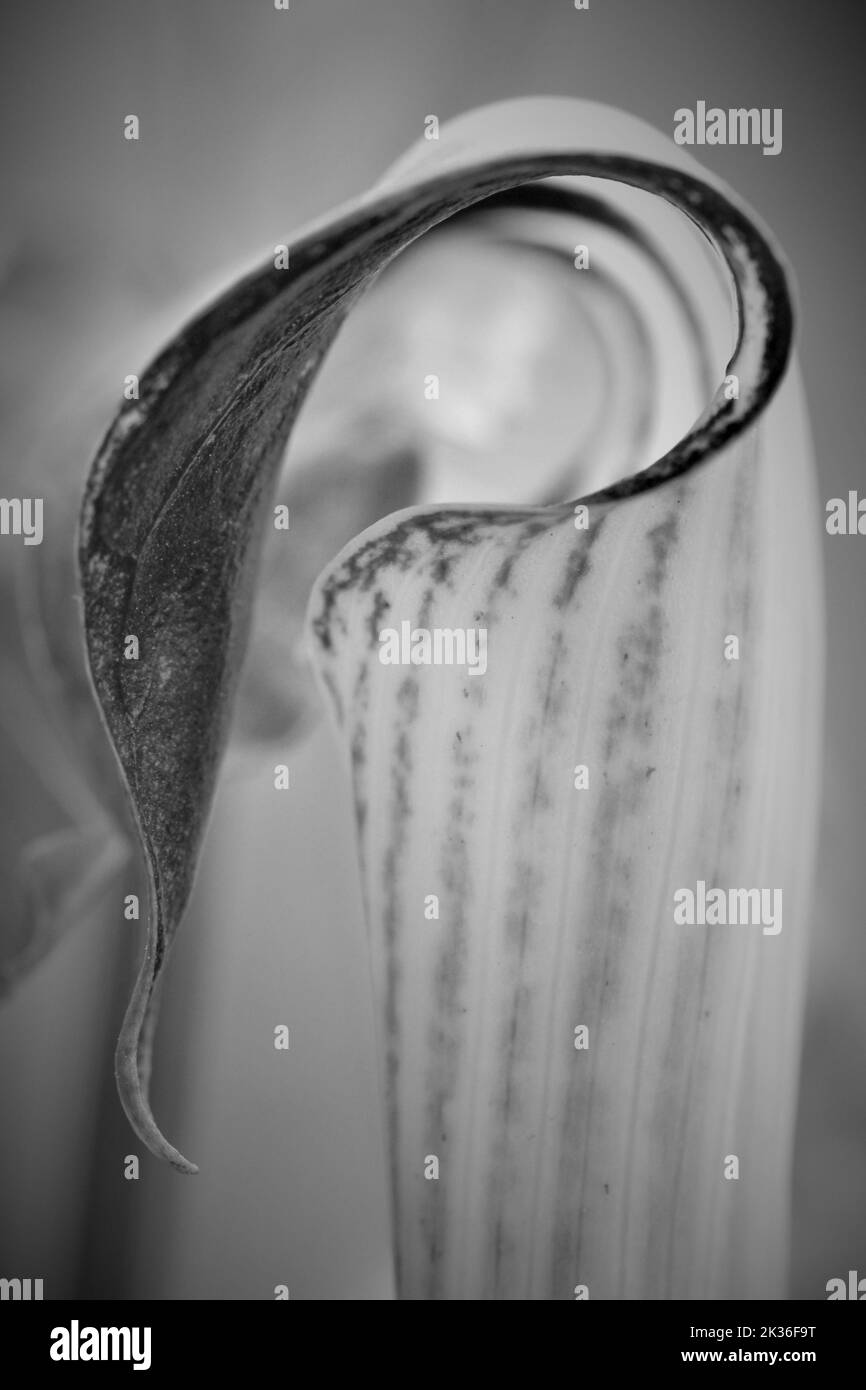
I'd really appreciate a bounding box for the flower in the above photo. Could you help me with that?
[69,97,825,1298]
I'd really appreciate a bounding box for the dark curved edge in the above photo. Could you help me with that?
[81,150,791,542]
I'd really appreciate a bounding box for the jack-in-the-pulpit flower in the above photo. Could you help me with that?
[72,98,821,1298]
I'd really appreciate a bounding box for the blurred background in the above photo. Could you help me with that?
[0,0,864,1299]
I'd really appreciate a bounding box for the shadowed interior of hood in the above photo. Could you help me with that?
[235,180,732,747]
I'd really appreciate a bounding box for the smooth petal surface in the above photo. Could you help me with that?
[303,102,822,1299]
[307,363,822,1299]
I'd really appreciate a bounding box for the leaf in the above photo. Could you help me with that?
[306,377,823,1296]
[79,97,796,1174]
[304,114,823,1297]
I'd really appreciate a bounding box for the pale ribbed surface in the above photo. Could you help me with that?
[308,365,822,1300]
